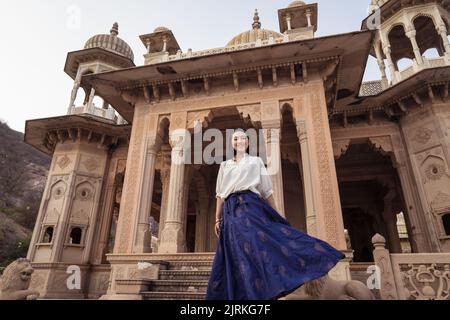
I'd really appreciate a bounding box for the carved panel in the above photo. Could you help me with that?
[116,106,148,253]
[57,155,72,170]
[310,90,339,247]
[399,264,450,300]
[416,151,450,213]
[82,157,100,173]
[406,121,439,153]
[43,180,67,224]
[69,181,95,224]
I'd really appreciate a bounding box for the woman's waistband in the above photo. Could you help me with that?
[225,190,255,202]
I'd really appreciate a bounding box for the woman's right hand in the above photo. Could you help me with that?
[215,221,221,238]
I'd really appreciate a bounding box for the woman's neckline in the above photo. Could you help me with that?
[233,153,248,164]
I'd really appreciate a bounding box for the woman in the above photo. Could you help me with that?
[205,129,345,300]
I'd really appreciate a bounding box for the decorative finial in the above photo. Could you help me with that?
[252,9,261,30]
[110,22,119,36]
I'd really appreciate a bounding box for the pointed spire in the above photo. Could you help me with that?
[252,9,261,30]
[110,22,119,36]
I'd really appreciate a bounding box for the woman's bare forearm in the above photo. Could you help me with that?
[216,197,224,221]
[266,195,277,212]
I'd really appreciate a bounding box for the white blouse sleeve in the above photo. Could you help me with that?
[258,157,274,199]
[215,162,225,199]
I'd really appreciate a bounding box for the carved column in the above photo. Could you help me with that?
[113,106,151,254]
[262,125,285,217]
[132,132,163,253]
[68,81,81,114]
[85,88,96,114]
[296,119,318,237]
[158,115,189,253]
[405,30,424,65]
[434,13,450,57]
[383,44,399,83]
[294,85,347,250]
[157,146,171,249]
[373,41,389,88]
[261,101,285,218]
[382,183,402,253]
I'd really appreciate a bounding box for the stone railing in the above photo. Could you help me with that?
[397,56,447,84]
[70,105,127,125]
[372,234,450,300]
[167,36,289,62]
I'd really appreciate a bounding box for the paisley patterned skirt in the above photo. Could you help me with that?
[206,190,345,300]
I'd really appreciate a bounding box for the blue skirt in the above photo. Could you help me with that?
[206,190,345,300]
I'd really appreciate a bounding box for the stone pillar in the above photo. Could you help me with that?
[262,125,285,218]
[157,146,171,249]
[68,81,81,114]
[373,42,389,88]
[394,159,434,252]
[437,24,450,56]
[306,10,312,28]
[286,15,292,31]
[296,119,318,237]
[372,234,399,300]
[113,107,156,254]
[293,85,347,250]
[132,133,163,253]
[181,166,194,248]
[382,186,402,254]
[405,30,424,65]
[158,117,189,253]
[261,101,285,218]
[85,88,96,114]
[383,44,399,83]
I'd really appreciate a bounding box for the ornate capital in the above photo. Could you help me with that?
[405,30,417,39]
[332,140,350,159]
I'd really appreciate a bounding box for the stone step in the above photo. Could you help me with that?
[149,280,209,292]
[168,263,213,271]
[160,270,211,280]
[142,291,206,300]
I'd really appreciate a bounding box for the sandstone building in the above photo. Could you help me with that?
[23,0,450,299]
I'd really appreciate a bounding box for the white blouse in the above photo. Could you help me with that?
[215,153,274,200]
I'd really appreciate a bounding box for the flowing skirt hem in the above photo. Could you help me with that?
[269,259,341,301]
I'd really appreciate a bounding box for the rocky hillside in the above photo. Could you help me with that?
[0,120,50,267]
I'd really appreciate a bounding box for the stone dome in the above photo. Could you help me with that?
[84,23,134,61]
[153,26,169,33]
[227,10,283,46]
[288,1,306,7]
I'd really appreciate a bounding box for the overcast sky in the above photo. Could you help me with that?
[0,0,378,133]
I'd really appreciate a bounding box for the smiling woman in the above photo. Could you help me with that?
[206,129,345,300]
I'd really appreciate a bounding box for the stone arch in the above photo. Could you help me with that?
[412,15,444,57]
[335,139,414,257]
[411,13,438,30]
[73,69,95,107]
[386,22,408,38]
[48,179,67,200]
[388,24,415,69]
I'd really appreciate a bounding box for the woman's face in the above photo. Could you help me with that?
[232,131,249,153]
